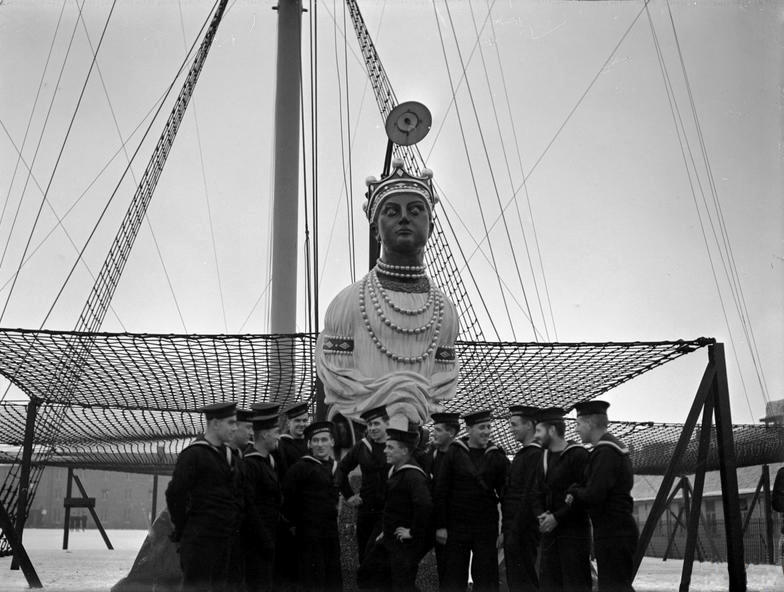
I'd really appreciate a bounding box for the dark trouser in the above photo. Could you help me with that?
[179,536,231,592]
[273,522,297,587]
[356,508,383,563]
[539,532,591,592]
[440,529,499,592]
[226,532,245,592]
[504,526,540,592]
[245,538,275,592]
[434,541,447,585]
[358,535,422,592]
[594,536,637,592]
[297,533,342,592]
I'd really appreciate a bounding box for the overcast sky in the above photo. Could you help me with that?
[0,0,780,425]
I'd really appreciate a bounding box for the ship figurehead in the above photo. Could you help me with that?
[315,102,459,437]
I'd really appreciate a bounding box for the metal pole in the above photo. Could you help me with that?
[11,397,38,571]
[62,467,73,550]
[761,464,774,564]
[270,0,303,335]
[151,473,159,523]
[711,343,747,591]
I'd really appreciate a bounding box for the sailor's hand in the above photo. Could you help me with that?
[565,493,575,506]
[539,513,557,534]
[395,527,412,541]
[435,528,448,545]
[347,494,363,507]
[496,532,504,549]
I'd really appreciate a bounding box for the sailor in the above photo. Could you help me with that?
[503,405,542,592]
[281,421,342,592]
[165,402,243,592]
[315,159,460,431]
[433,409,509,592]
[532,407,591,592]
[336,405,390,563]
[358,428,433,592]
[773,466,784,574]
[272,401,309,587]
[277,401,310,477]
[226,407,255,591]
[422,411,460,582]
[242,412,282,592]
[568,401,638,592]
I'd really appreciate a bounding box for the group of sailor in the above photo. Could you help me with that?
[165,399,639,592]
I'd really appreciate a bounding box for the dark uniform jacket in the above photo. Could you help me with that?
[383,462,433,546]
[275,433,308,479]
[243,450,282,551]
[568,433,637,539]
[336,437,388,512]
[532,442,590,535]
[433,437,509,534]
[502,441,543,534]
[282,455,339,538]
[166,437,244,541]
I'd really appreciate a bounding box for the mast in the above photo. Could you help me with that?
[270,0,303,334]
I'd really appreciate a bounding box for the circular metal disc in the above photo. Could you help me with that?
[385,101,432,146]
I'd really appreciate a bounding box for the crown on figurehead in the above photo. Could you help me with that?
[363,157,438,222]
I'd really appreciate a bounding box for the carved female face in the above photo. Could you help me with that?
[371,193,433,255]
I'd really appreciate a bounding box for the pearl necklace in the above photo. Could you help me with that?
[370,268,434,315]
[375,259,427,279]
[359,274,444,363]
[368,276,443,335]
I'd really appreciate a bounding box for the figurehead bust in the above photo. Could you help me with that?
[316,159,459,432]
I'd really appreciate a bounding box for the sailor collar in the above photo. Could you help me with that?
[244,450,276,468]
[189,437,233,465]
[593,433,630,455]
[388,463,427,478]
[453,437,499,455]
[302,455,338,474]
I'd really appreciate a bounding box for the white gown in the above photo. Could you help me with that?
[315,270,459,427]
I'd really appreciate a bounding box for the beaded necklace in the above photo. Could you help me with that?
[359,269,444,363]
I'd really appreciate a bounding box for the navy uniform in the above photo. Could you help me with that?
[502,406,543,592]
[336,405,389,562]
[227,407,256,592]
[276,402,310,477]
[434,410,509,592]
[423,412,461,584]
[532,408,591,592]
[281,421,342,592]
[166,402,243,592]
[567,401,638,592]
[359,428,433,592]
[243,413,282,592]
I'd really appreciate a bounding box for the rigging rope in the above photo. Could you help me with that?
[483,0,557,340]
[460,0,651,275]
[663,1,769,407]
[0,0,67,259]
[434,0,517,339]
[463,0,541,341]
[0,0,94,316]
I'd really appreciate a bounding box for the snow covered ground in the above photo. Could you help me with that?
[1,529,782,591]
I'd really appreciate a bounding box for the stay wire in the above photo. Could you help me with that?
[0,0,117,325]
[310,0,320,332]
[461,0,651,273]
[34,0,220,331]
[0,0,67,250]
[0,0,86,273]
[342,0,357,278]
[645,6,755,421]
[665,0,769,405]
[484,0,557,340]
[79,5,184,331]
[435,0,516,340]
[465,0,540,341]
[300,60,313,335]
[332,0,355,282]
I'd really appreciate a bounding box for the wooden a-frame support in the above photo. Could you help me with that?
[61,468,113,551]
[740,464,776,564]
[633,343,746,591]
[661,475,720,562]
